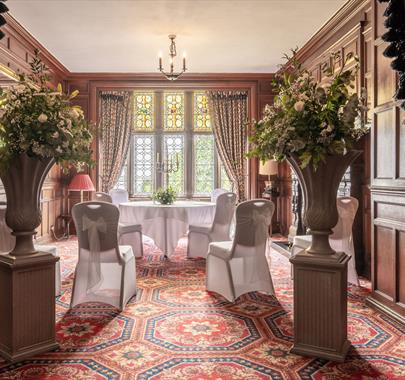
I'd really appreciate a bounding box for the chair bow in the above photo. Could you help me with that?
[82,215,107,292]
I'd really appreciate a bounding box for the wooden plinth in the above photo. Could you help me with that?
[0,251,59,362]
[290,251,351,362]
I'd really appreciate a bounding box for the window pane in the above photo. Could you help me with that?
[134,92,154,131]
[133,135,154,195]
[220,164,233,191]
[163,135,184,194]
[194,135,214,195]
[193,92,211,131]
[164,92,184,131]
[114,160,128,190]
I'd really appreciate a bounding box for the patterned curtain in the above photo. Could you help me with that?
[99,91,133,192]
[208,91,248,201]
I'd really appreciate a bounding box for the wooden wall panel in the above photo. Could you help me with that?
[375,110,395,179]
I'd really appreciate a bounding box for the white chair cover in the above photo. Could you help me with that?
[93,192,143,257]
[291,196,359,285]
[109,189,129,205]
[206,199,275,302]
[93,192,113,203]
[70,201,137,310]
[211,188,228,203]
[187,192,236,258]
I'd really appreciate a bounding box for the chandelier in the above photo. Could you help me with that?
[158,34,187,81]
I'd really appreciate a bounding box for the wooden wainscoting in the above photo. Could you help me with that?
[367,1,405,322]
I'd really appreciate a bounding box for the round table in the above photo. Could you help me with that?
[119,200,216,257]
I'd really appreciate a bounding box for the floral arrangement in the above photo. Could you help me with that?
[248,51,369,169]
[0,51,93,172]
[152,187,177,205]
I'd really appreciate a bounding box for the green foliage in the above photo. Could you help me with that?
[248,50,370,170]
[152,186,177,205]
[0,50,93,173]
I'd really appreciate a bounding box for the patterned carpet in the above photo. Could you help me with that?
[0,237,404,379]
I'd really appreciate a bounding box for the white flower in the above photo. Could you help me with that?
[38,113,48,123]
[12,84,26,94]
[52,131,59,139]
[69,108,80,120]
[55,146,63,154]
[294,101,305,112]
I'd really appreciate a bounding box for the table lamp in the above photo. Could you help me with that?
[259,160,279,196]
[68,173,95,203]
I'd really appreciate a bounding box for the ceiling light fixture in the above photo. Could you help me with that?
[158,34,187,81]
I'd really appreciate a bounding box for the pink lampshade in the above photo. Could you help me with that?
[68,174,95,191]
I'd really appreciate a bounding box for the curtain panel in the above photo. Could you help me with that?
[208,91,248,201]
[99,91,133,192]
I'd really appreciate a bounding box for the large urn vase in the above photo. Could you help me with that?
[0,154,55,256]
[0,153,59,362]
[287,150,362,256]
[287,150,361,363]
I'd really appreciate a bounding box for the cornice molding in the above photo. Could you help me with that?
[4,14,70,77]
[281,0,370,70]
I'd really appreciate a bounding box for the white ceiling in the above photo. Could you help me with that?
[8,0,347,73]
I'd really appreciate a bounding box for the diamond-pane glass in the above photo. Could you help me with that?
[193,92,211,131]
[163,135,184,194]
[194,135,215,195]
[114,160,128,190]
[134,93,154,131]
[164,93,184,131]
[220,164,233,191]
[133,135,154,195]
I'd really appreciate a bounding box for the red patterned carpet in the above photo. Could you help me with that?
[0,237,404,379]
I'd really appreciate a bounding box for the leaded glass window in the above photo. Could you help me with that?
[194,135,215,195]
[164,92,184,131]
[194,92,211,131]
[133,135,154,194]
[134,93,154,131]
[114,90,238,198]
[163,135,184,194]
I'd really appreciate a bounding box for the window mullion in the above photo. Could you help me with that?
[185,91,193,199]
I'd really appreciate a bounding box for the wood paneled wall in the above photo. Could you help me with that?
[367,0,405,322]
[0,15,69,242]
[271,0,403,321]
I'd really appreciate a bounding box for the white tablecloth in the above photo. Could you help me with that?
[119,200,216,256]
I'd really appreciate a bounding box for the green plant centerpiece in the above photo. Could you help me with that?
[248,51,369,255]
[152,187,177,205]
[0,51,93,256]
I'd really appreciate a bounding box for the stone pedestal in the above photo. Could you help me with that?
[290,250,351,362]
[0,251,59,362]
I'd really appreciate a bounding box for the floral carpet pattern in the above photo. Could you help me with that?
[0,237,404,379]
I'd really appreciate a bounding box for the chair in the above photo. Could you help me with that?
[93,192,113,203]
[187,192,237,259]
[70,201,137,310]
[211,188,228,203]
[93,192,143,257]
[291,196,359,285]
[109,189,129,205]
[206,199,275,302]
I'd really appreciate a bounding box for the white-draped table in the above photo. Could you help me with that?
[119,200,216,257]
